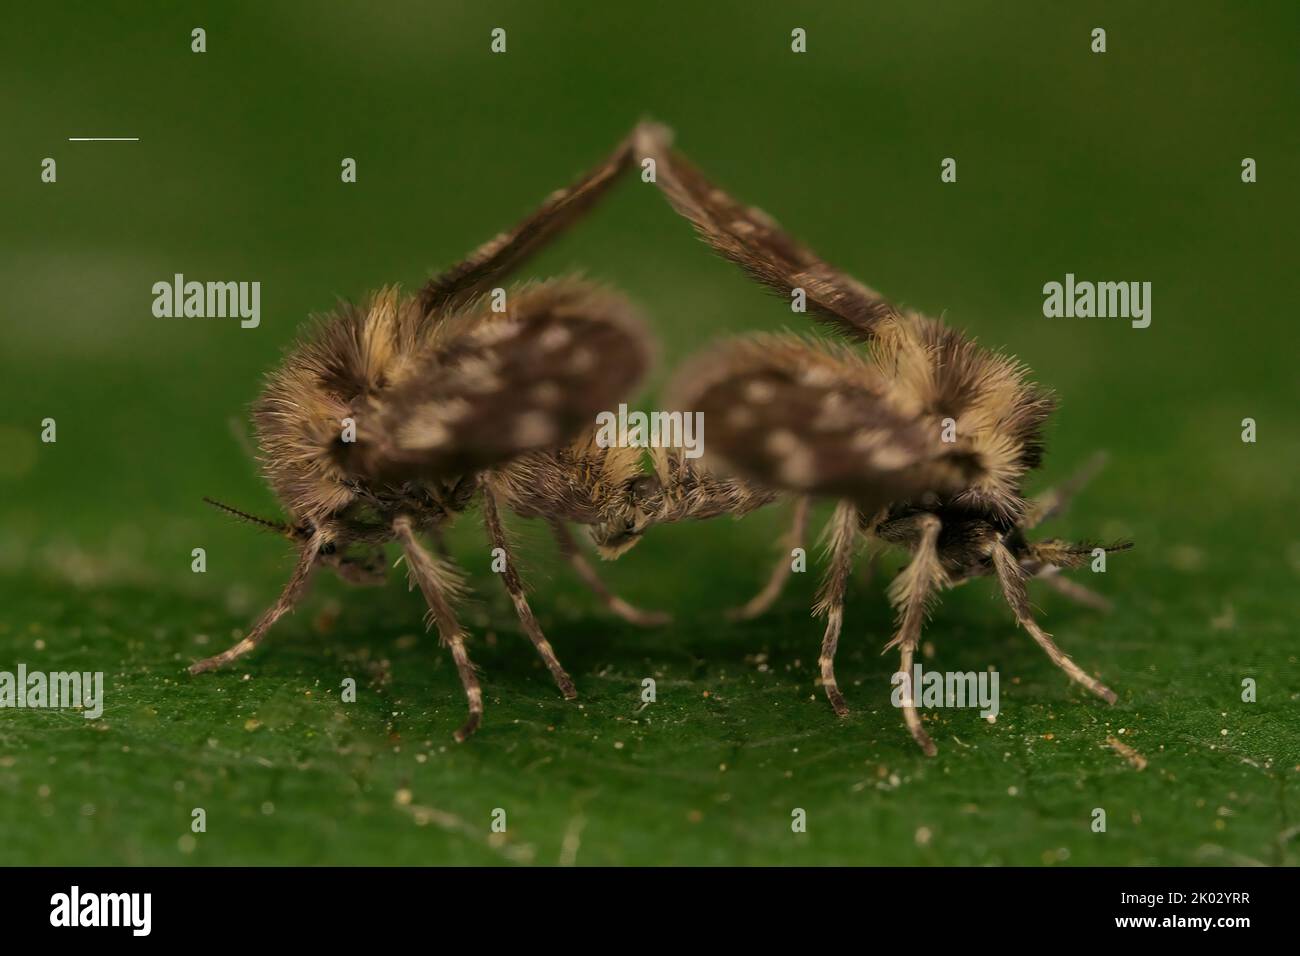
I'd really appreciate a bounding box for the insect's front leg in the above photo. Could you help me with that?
[189,544,319,675]
[811,501,859,717]
[990,540,1117,705]
[481,487,577,700]
[392,516,483,742]
[727,495,809,621]
[549,521,671,627]
[882,513,946,756]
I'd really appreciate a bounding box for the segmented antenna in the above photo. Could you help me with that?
[202,497,292,536]
[1055,539,1135,556]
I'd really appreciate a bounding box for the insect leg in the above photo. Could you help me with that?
[1020,451,1109,529]
[481,487,577,700]
[549,521,671,627]
[1036,570,1114,613]
[857,546,880,586]
[812,501,859,717]
[728,495,810,621]
[882,513,944,756]
[189,544,319,675]
[991,540,1118,704]
[393,516,484,742]
[428,523,451,559]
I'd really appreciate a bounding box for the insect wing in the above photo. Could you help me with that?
[635,124,895,341]
[418,134,638,317]
[668,335,979,511]
[344,279,652,482]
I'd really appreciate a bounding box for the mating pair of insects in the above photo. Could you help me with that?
[196,122,1129,755]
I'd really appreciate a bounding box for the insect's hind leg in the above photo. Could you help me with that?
[393,516,484,742]
[189,544,318,675]
[481,488,577,700]
[991,540,1117,704]
[549,521,670,627]
[728,496,810,621]
[812,501,859,717]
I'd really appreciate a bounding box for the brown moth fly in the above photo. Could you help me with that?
[197,122,1127,754]
[194,125,778,741]
[638,125,1130,755]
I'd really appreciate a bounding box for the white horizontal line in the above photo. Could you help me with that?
[68,137,140,142]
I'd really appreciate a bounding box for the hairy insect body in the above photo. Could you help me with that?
[196,123,1127,754]
[635,124,1128,752]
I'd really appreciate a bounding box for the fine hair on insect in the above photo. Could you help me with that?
[197,121,1129,753]
[640,124,1130,754]
[194,124,771,742]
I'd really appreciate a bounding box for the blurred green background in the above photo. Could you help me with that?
[1,1,1296,865]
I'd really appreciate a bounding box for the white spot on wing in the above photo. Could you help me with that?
[398,413,451,450]
[453,355,503,393]
[766,430,816,487]
[568,348,596,374]
[472,320,522,345]
[800,365,837,387]
[814,392,854,430]
[869,445,914,470]
[514,411,556,447]
[852,428,888,451]
[538,325,572,351]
